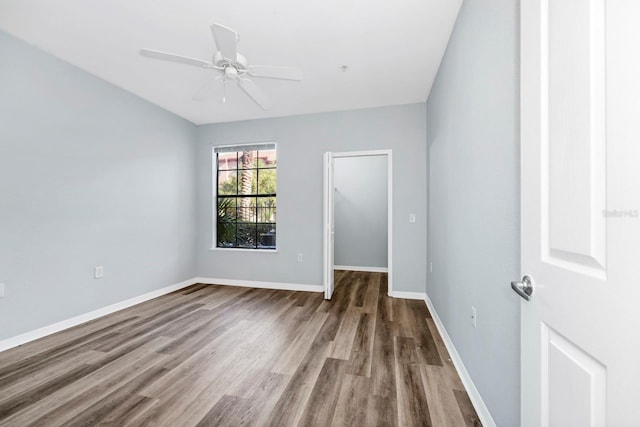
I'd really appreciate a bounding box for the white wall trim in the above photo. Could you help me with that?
[389,291,427,300]
[0,277,198,353]
[208,247,279,253]
[323,149,393,297]
[195,277,323,293]
[334,265,389,273]
[331,150,390,158]
[424,295,497,427]
[0,276,322,353]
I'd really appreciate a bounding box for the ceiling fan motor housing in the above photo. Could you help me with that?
[213,51,248,73]
[225,67,239,79]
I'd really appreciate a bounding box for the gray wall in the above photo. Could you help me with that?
[0,32,197,340]
[196,104,427,293]
[426,0,520,425]
[334,155,388,269]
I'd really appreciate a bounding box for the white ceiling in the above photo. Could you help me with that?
[0,0,462,125]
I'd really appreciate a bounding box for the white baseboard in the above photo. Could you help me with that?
[195,277,323,293]
[389,291,427,300]
[0,276,320,353]
[0,277,198,353]
[424,295,497,427]
[334,265,389,273]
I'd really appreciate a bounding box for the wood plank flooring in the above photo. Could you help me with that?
[0,271,481,426]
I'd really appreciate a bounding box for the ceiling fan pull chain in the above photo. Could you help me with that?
[222,77,227,104]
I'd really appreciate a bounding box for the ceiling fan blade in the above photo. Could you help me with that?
[238,79,272,110]
[211,23,238,62]
[247,65,303,81]
[140,49,213,69]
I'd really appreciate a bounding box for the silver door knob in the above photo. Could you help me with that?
[511,275,534,301]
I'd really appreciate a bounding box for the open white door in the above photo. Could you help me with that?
[323,152,335,300]
[519,1,640,425]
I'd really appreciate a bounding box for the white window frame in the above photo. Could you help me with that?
[211,142,278,251]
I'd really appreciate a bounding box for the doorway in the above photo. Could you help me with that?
[323,150,393,299]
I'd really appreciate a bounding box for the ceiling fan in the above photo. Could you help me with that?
[140,23,303,110]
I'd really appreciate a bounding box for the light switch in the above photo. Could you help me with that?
[409,213,416,223]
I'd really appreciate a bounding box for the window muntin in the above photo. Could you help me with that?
[215,144,276,249]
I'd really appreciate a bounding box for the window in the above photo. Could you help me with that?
[214,143,277,249]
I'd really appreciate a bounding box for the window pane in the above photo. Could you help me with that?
[218,170,237,195]
[258,224,276,248]
[238,151,258,170]
[217,223,236,247]
[218,152,237,171]
[257,149,277,168]
[236,197,256,222]
[257,208,276,223]
[256,168,276,195]
[216,197,236,247]
[237,223,257,248]
[217,197,237,218]
[257,197,276,223]
[257,196,276,208]
[237,168,255,196]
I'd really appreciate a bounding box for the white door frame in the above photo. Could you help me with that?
[323,152,335,300]
[323,149,393,297]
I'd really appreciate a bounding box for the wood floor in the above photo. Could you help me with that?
[0,271,481,426]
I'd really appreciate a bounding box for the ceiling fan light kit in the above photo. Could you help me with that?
[140,23,303,110]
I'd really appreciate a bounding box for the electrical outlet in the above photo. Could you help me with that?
[409,213,416,223]
[94,266,104,279]
[297,253,303,262]
[0,283,4,298]
[471,306,477,328]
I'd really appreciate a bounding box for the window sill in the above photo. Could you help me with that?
[209,247,279,253]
